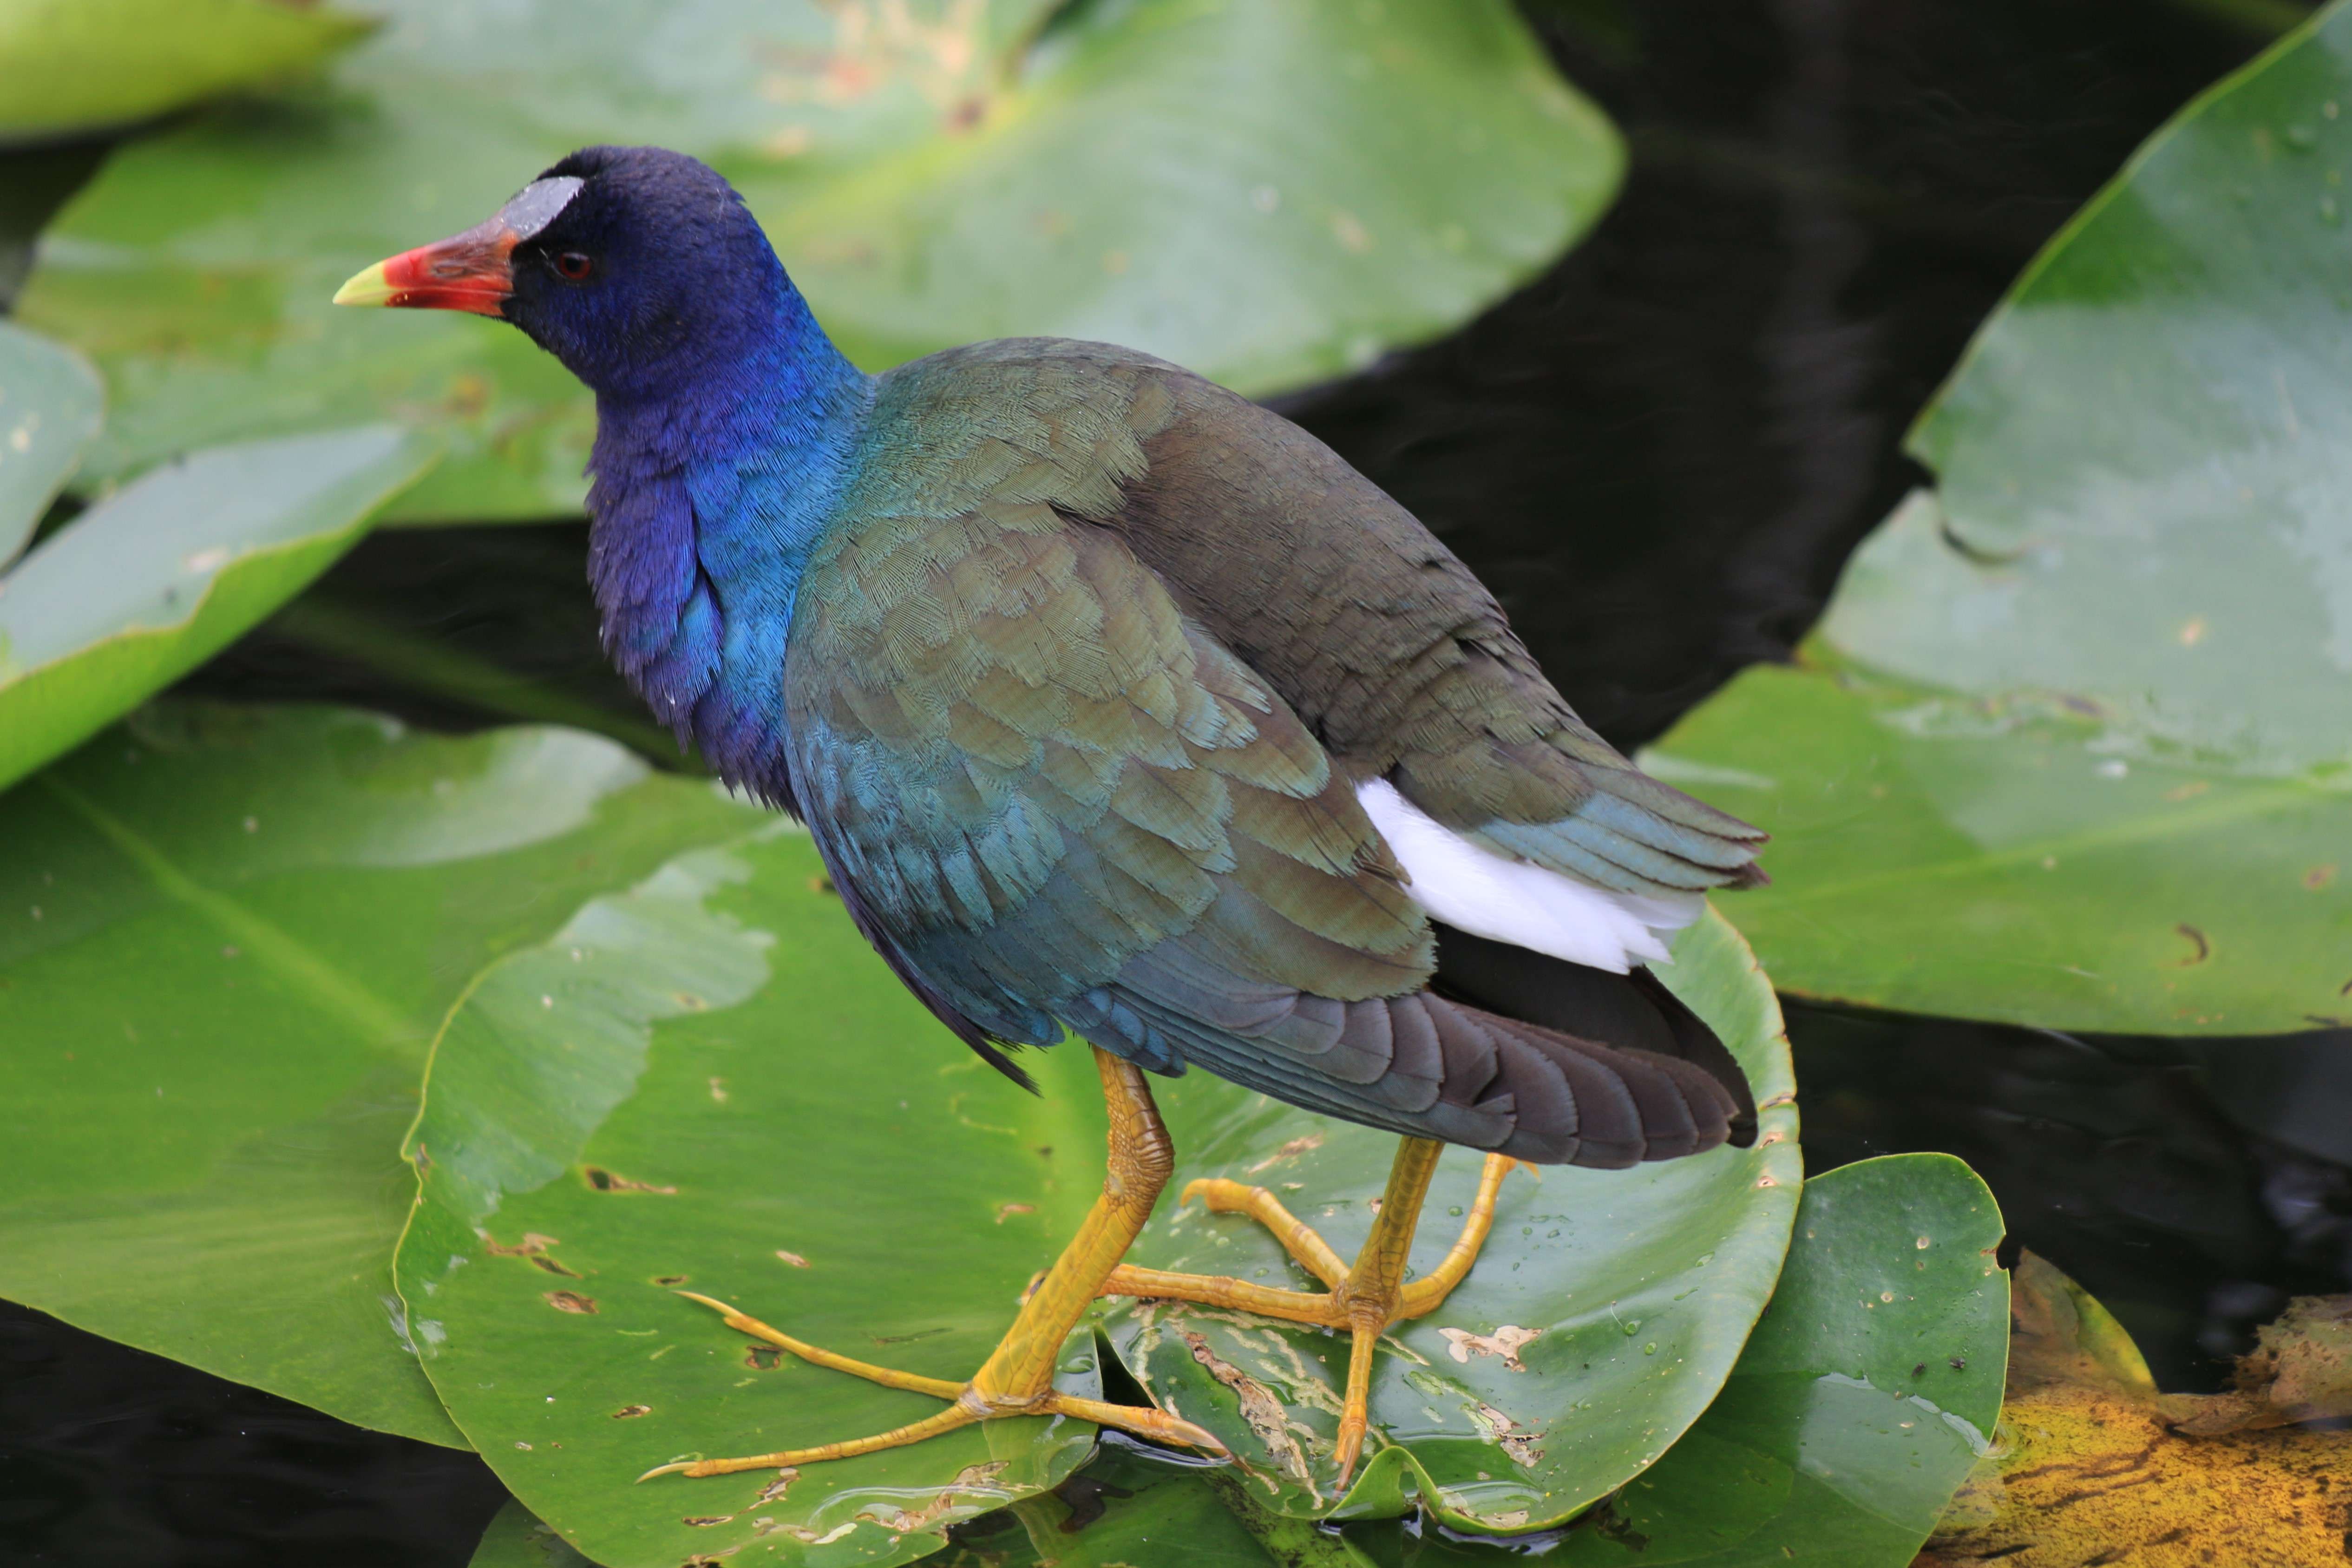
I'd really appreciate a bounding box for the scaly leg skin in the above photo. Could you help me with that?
[1100,1138,1531,1485]
[641,1048,1226,1481]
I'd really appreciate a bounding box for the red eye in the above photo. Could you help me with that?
[552,251,594,281]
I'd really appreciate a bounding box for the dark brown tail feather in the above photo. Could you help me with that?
[1429,923,1758,1149]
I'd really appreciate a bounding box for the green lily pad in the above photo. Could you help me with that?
[1642,4,2352,1035]
[1544,1153,2007,1566]
[17,0,1619,522]
[0,0,375,144]
[1642,649,2352,1034]
[0,320,101,567]
[0,426,438,794]
[396,826,1115,1567]
[0,704,764,1444]
[1099,909,1801,1531]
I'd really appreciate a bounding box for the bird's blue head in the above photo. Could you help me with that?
[335,145,830,410]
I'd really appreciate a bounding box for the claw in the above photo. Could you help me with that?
[1102,1142,1527,1489]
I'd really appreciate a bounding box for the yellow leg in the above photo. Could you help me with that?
[642,1048,1226,1482]
[1100,1138,1531,1486]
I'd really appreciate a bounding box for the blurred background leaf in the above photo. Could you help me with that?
[1102,911,1800,1531]
[0,319,100,565]
[0,425,437,793]
[0,705,762,1444]
[1642,5,2352,1034]
[17,0,1621,522]
[0,0,374,145]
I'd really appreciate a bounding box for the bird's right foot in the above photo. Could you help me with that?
[1100,1139,1531,1484]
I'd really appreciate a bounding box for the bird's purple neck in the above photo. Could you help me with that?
[583,262,871,803]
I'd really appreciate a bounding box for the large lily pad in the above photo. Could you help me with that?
[0,320,101,566]
[17,0,1619,522]
[396,826,1114,1567]
[0,704,763,1444]
[0,425,439,794]
[0,0,374,144]
[1100,910,1801,1532]
[1644,5,2352,1034]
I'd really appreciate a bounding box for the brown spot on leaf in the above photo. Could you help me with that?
[611,1404,651,1419]
[1246,1133,1323,1174]
[583,1166,677,1194]
[681,1516,732,1528]
[2303,863,2337,889]
[1178,1329,1317,1495]
[1466,1400,1546,1468]
[483,1232,579,1275]
[775,1250,809,1268]
[745,1345,781,1370]
[545,1291,597,1314]
[756,1468,799,1503]
[2170,924,2210,966]
[483,1231,562,1256]
[994,1203,1035,1224]
[1440,1324,1542,1372]
[654,1274,688,1287]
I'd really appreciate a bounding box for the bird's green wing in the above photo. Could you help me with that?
[784,441,1432,1063]
[931,339,1769,901]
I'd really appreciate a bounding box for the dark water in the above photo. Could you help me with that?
[7,2,2346,1562]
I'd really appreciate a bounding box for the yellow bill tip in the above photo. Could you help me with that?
[332,259,397,307]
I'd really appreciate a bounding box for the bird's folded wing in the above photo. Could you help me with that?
[784,489,1433,1067]
[922,339,1772,903]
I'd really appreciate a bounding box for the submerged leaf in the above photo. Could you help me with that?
[0,320,101,567]
[469,1500,597,1568]
[1921,1254,2352,1567]
[19,0,1618,521]
[2157,1292,2352,1435]
[0,0,374,144]
[0,426,438,794]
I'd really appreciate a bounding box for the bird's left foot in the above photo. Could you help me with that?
[637,1294,1219,1477]
[640,1047,1226,1482]
[1101,1138,1531,1485]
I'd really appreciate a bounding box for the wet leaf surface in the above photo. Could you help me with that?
[0,705,763,1444]
[1644,650,2352,1034]
[1542,1153,2007,1567]
[17,0,1618,521]
[1100,911,1802,1531]
[0,320,101,567]
[1644,6,2352,1033]
[0,0,374,144]
[0,426,438,793]
[1920,1253,2352,1567]
[397,826,1112,1567]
